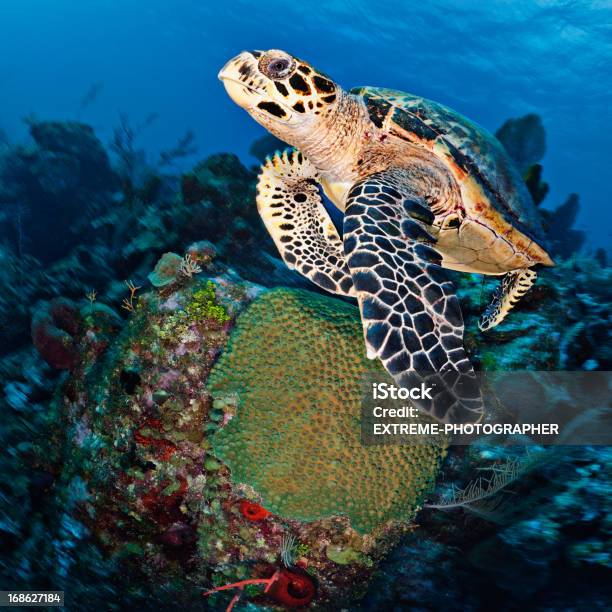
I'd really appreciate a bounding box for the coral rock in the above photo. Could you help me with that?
[209,288,446,534]
[147,252,183,287]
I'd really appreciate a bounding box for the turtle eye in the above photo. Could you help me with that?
[260,54,295,80]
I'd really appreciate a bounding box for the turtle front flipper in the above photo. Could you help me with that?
[479,268,537,331]
[256,149,355,297]
[344,171,483,424]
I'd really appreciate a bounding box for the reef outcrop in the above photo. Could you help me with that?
[0,117,608,610]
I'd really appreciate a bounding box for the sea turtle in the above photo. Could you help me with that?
[218,49,554,424]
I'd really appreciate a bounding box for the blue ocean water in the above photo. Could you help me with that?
[1,0,610,250]
[1,4,611,608]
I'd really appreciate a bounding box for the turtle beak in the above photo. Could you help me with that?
[218,51,266,109]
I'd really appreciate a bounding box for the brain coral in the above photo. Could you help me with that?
[208,288,446,534]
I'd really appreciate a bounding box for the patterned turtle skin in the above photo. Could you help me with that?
[218,49,554,424]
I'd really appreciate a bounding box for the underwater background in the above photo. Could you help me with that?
[0,1,610,611]
[2,0,611,252]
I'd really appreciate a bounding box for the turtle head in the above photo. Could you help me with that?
[219,50,340,143]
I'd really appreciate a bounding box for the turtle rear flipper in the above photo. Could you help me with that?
[257,149,355,297]
[479,268,537,331]
[344,170,483,424]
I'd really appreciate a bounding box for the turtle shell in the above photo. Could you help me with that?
[351,87,546,243]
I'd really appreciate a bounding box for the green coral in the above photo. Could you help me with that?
[186,281,230,323]
[156,280,230,341]
[208,288,446,534]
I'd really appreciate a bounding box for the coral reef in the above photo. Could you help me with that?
[541,193,586,260]
[28,120,115,191]
[15,265,429,609]
[31,298,82,370]
[495,113,546,174]
[453,255,611,371]
[31,296,121,370]
[0,116,609,610]
[147,252,185,287]
[0,122,308,358]
[0,119,118,263]
[208,288,446,534]
[363,445,612,610]
[495,113,588,260]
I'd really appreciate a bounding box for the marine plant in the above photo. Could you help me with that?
[121,279,141,312]
[109,111,158,190]
[424,448,548,518]
[203,570,281,612]
[495,113,546,174]
[185,281,230,323]
[158,129,197,167]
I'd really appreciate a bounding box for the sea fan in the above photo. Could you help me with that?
[424,449,547,519]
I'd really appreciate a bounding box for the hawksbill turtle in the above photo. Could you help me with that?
[219,49,554,424]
